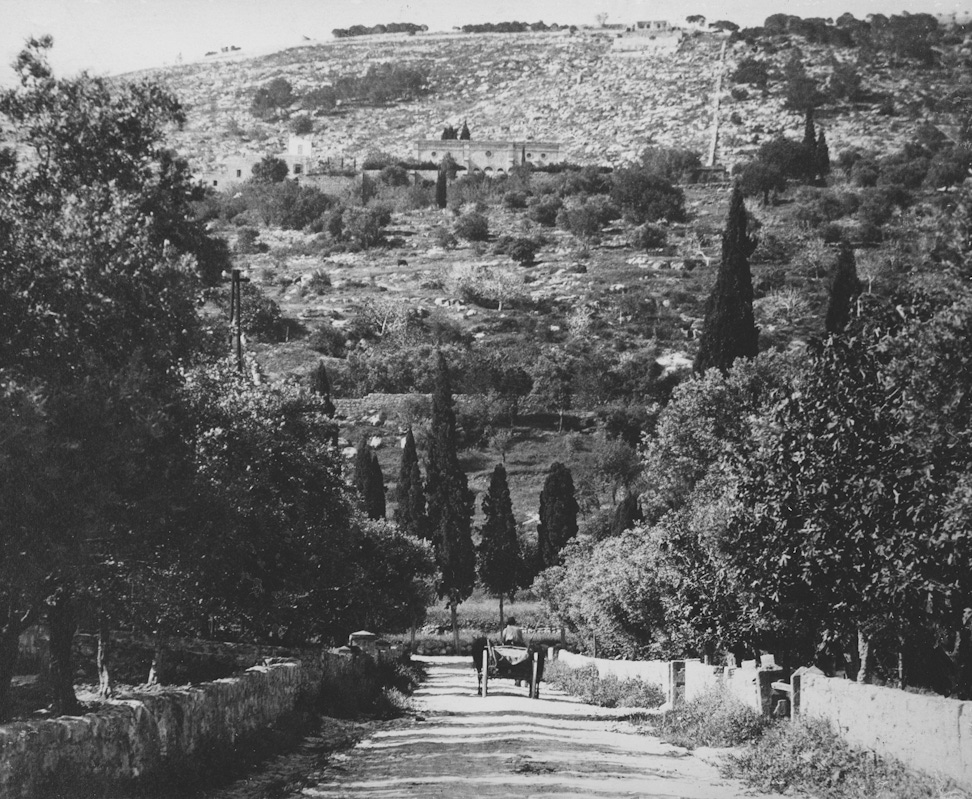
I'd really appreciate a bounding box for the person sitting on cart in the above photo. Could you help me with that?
[502,617,525,646]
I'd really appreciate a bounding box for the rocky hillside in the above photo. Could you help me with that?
[138,27,957,176]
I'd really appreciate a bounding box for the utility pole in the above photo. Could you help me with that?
[228,268,250,373]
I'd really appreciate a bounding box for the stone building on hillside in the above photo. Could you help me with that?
[199,135,317,188]
[414,138,562,174]
[612,20,682,53]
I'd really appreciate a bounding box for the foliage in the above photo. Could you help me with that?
[527,194,563,226]
[694,186,759,373]
[238,282,286,342]
[726,716,960,799]
[825,245,862,334]
[610,167,686,224]
[536,462,579,569]
[250,77,294,119]
[543,662,665,708]
[332,22,427,38]
[478,465,522,606]
[251,155,289,183]
[639,146,703,183]
[425,353,475,621]
[557,196,620,241]
[652,687,770,749]
[353,439,386,520]
[454,210,490,242]
[630,223,668,250]
[395,427,430,541]
[731,57,770,89]
[331,62,429,105]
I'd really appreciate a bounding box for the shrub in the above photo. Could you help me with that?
[640,147,703,183]
[250,77,294,119]
[503,191,529,210]
[433,226,458,249]
[726,716,960,799]
[731,57,770,89]
[302,269,332,295]
[652,687,770,749]
[235,227,266,254]
[630,223,668,250]
[291,115,313,135]
[610,167,685,223]
[527,195,563,226]
[240,282,286,342]
[507,237,542,265]
[544,662,666,709]
[308,323,348,357]
[454,211,490,242]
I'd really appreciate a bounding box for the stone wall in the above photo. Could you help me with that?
[556,650,672,697]
[799,671,972,790]
[0,652,353,799]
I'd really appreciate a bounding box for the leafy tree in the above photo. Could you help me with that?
[250,77,294,118]
[251,155,289,183]
[695,186,759,373]
[825,245,862,334]
[0,37,210,716]
[783,53,822,111]
[478,464,522,625]
[536,462,579,569]
[425,352,475,653]
[731,57,770,90]
[639,147,703,182]
[531,350,576,432]
[610,167,686,223]
[395,427,430,541]
[738,160,786,206]
[610,492,643,536]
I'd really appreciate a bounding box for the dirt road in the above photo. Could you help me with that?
[297,656,785,799]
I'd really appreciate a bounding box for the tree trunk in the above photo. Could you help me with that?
[450,600,460,656]
[857,628,873,684]
[97,613,113,699]
[48,591,81,716]
[499,595,505,630]
[147,631,165,685]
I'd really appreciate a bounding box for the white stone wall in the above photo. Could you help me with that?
[800,672,972,790]
[555,651,672,697]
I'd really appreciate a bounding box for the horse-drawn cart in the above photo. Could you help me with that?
[475,639,544,698]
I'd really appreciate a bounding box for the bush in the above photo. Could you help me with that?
[639,147,703,183]
[726,716,960,799]
[527,195,563,226]
[731,57,770,89]
[308,323,348,357]
[240,282,286,342]
[433,226,458,249]
[454,211,490,242]
[652,686,770,749]
[544,662,666,709]
[503,191,529,210]
[235,227,266,254]
[630,223,668,250]
[610,167,685,224]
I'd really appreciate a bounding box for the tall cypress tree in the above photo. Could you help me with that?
[395,427,429,540]
[459,120,471,140]
[815,129,831,181]
[426,351,475,653]
[825,244,862,334]
[435,167,447,210]
[310,360,336,417]
[803,107,817,181]
[694,185,759,374]
[536,461,579,570]
[478,464,521,627]
[353,438,385,520]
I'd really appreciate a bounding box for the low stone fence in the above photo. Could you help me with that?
[0,648,369,798]
[553,650,972,790]
[796,670,972,790]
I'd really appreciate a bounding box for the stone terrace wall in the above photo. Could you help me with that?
[799,671,972,790]
[0,659,315,799]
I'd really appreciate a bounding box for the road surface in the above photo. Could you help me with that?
[296,655,786,799]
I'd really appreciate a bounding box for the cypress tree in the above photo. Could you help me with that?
[395,427,430,540]
[815,129,831,181]
[609,492,643,537]
[459,120,471,140]
[694,185,759,374]
[436,167,447,209]
[353,438,385,520]
[536,461,579,570]
[426,351,475,653]
[825,244,862,334]
[310,360,336,417]
[478,464,521,627]
[803,108,817,182]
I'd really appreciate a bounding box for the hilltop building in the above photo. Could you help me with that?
[414,138,562,174]
[612,20,682,53]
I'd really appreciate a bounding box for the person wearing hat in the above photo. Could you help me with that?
[502,616,525,646]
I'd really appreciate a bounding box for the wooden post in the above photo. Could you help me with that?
[531,652,539,698]
[481,647,490,697]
